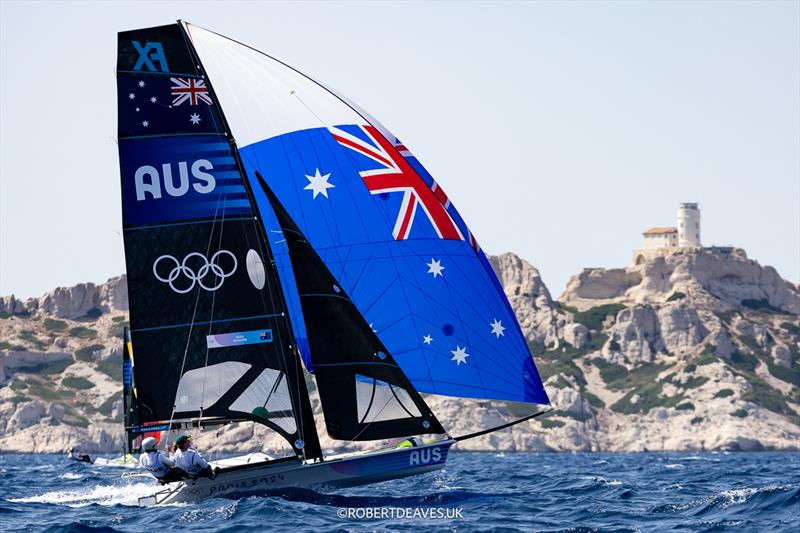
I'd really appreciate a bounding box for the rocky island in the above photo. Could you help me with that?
[1,246,798,454]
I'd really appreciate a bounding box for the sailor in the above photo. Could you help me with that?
[66,446,93,463]
[395,436,425,448]
[173,435,216,480]
[138,437,187,484]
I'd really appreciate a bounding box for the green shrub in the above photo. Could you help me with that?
[43,318,68,331]
[9,379,28,391]
[0,310,29,319]
[84,308,103,319]
[540,418,566,429]
[696,345,718,365]
[62,376,94,390]
[111,315,128,323]
[741,299,787,314]
[572,304,626,331]
[682,376,709,389]
[64,414,90,428]
[558,303,579,314]
[17,329,47,350]
[676,402,695,411]
[68,326,97,339]
[667,291,686,302]
[730,351,759,373]
[608,338,621,352]
[108,321,128,338]
[39,359,73,374]
[685,363,697,373]
[780,321,800,337]
[741,379,794,416]
[611,381,683,414]
[27,380,66,400]
[98,394,121,417]
[0,341,26,351]
[75,344,105,362]
[75,401,98,413]
[714,388,735,399]
[96,359,121,380]
[766,360,800,387]
[730,408,749,418]
[583,391,606,409]
[690,416,704,425]
[594,360,667,391]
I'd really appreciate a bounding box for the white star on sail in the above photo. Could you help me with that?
[150,96,157,103]
[450,345,470,365]
[427,258,444,278]
[128,93,135,99]
[138,80,145,87]
[490,319,506,338]
[304,168,335,199]
[190,113,201,125]
[422,334,433,345]
[142,120,149,127]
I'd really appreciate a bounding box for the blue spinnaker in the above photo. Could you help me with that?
[187,23,549,404]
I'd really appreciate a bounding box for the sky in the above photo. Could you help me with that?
[1,1,798,300]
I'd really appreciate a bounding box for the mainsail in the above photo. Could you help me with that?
[184,23,549,405]
[117,24,321,458]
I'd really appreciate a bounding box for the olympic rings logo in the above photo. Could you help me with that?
[152,250,238,294]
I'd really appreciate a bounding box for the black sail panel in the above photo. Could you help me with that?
[117,23,320,459]
[255,172,445,441]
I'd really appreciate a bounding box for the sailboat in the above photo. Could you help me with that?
[116,21,550,506]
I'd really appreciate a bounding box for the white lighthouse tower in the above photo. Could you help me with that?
[677,203,701,247]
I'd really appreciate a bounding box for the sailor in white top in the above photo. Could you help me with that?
[173,435,216,480]
[138,437,186,484]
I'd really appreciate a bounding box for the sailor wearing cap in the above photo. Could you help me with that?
[173,435,216,480]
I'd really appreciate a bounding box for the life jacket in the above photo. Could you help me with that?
[139,450,172,478]
[173,448,209,475]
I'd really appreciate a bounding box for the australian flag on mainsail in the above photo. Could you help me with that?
[117,75,219,138]
[239,125,548,405]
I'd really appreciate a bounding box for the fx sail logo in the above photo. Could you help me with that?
[153,250,237,294]
[132,41,169,72]
[409,447,443,466]
[134,159,216,201]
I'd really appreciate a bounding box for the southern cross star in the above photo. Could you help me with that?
[426,258,444,278]
[450,345,470,365]
[490,318,506,338]
[304,168,335,199]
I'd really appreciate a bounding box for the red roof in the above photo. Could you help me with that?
[643,227,677,235]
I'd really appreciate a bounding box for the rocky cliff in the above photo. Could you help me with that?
[1,248,798,454]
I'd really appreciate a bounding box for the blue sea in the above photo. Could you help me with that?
[1,452,797,532]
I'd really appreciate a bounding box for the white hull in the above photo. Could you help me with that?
[138,440,455,505]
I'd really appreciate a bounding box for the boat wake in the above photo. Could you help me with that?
[9,477,161,508]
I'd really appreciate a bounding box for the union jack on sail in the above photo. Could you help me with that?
[170,77,212,106]
[329,125,464,242]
